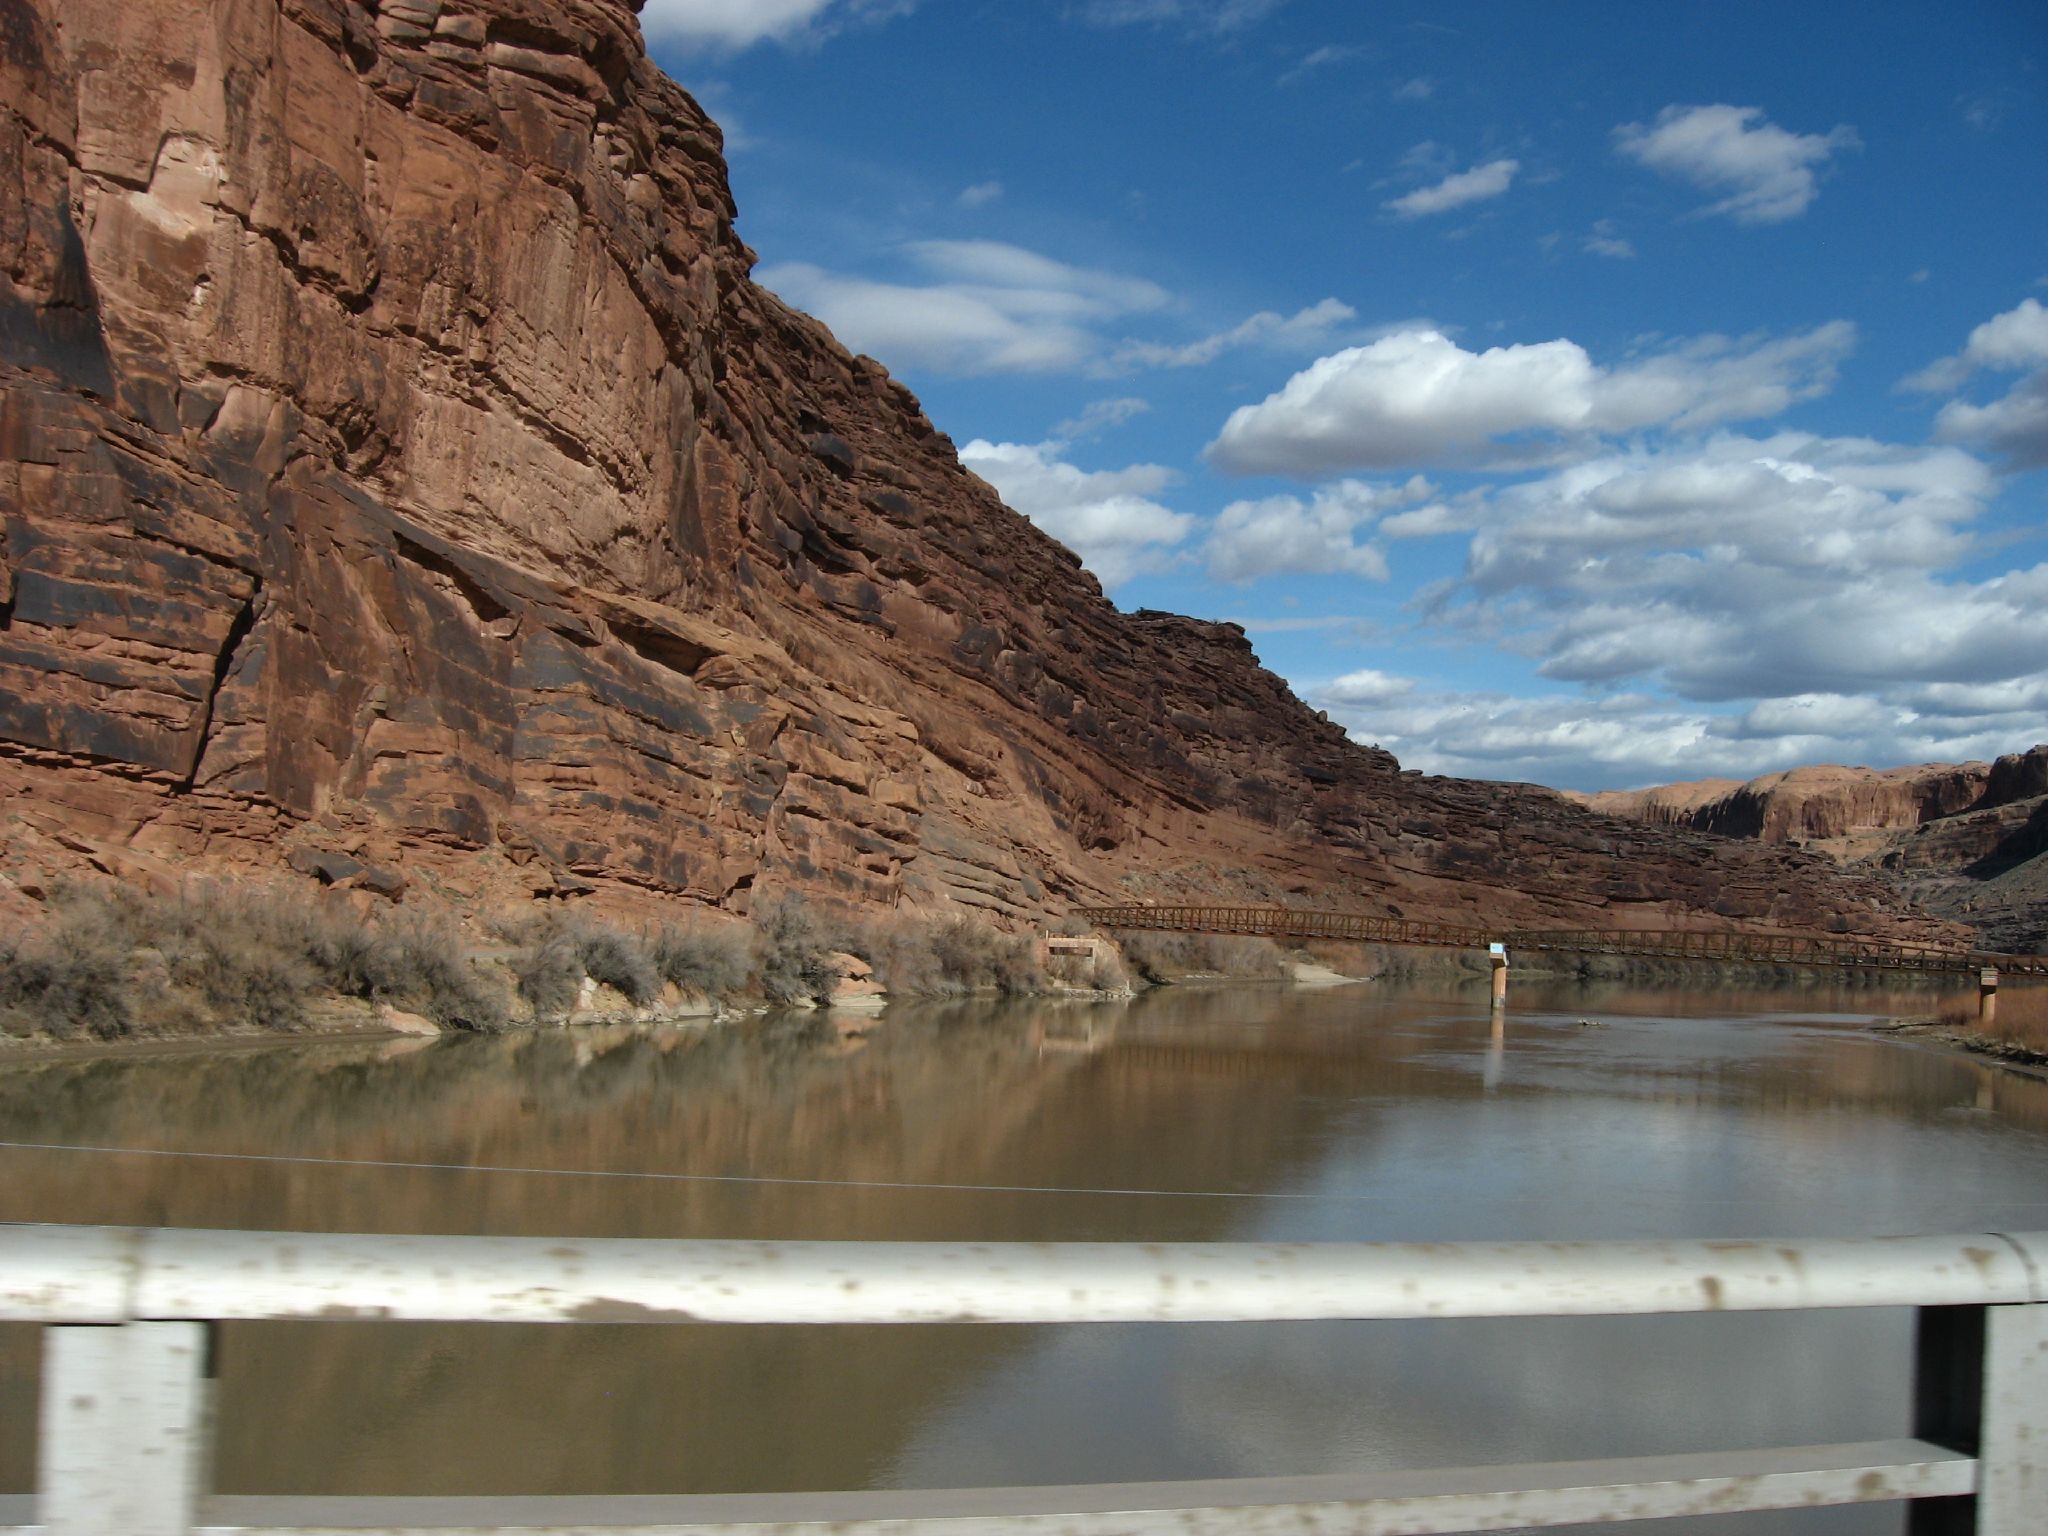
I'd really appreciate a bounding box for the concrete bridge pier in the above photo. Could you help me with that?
[1490,943,1509,1010]
[1980,968,1999,1030]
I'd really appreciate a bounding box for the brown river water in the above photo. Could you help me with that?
[3,976,2047,1535]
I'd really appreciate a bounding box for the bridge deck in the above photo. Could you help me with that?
[1079,905,2048,979]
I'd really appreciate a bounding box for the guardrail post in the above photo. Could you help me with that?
[1912,1305,1983,1535]
[1911,1300,2048,1534]
[38,1322,212,1536]
[1978,1302,2046,1533]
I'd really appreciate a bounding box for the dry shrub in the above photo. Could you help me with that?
[852,913,1042,997]
[370,911,510,1032]
[751,894,841,1005]
[509,911,662,1020]
[649,921,753,999]
[0,897,133,1039]
[1940,984,2048,1056]
[1115,930,1288,983]
[0,885,510,1038]
[1046,946,1129,991]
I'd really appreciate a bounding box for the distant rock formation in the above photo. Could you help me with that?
[0,0,1957,944]
[1572,748,2048,951]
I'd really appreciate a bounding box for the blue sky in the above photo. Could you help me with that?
[642,0,2047,792]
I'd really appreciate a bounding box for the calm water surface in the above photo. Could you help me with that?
[4,976,2047,1536]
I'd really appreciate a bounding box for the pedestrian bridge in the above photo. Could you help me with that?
[0,1225,2041,1534]
[1079,904,2048,980]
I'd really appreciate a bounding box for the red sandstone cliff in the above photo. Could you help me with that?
[0,0,1959,942]
[1573,749,2048,950]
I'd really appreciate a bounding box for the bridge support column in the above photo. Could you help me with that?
[1490,943,1509,1010]
[1979,969,1999,1031]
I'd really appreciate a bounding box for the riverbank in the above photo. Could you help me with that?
[1878,977,2048,1074]
[1870,1019,2048,1082]
[0,879,1146,1051]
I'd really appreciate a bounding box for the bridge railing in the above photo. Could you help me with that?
[2,1225,2043,1534]
[1080,906,2048,978]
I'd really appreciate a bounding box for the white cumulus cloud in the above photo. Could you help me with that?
[1614,104,1857,224]
[1384,158,1520,219]
[1309,680,2045,794]
[1319,668,1416,706]
[1435,433,2038,711]
[1904,299,2048,468]
[960,440,1194,586]
[1935,376,2048,468]
[1205,323,1853,476]
[1203,478,1431,584]
[1903,297,2048,393]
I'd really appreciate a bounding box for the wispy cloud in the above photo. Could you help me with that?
[1582,219,1635,259]
[1384,157,1520,219]
[641,0,916,51]
[1107,298,1357,371]
[1053,396,1152,440]
[758,240,1168,376]
[1614,104,1858,224]
[1277,44,1362,84]
[1072,0,1286,36]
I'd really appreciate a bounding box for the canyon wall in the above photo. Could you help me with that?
[0,0,1957,941]
[1574,748,2048,951]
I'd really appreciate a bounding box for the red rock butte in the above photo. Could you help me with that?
[0,0,1960,943]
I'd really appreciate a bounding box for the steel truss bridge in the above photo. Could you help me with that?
[1079,904,2048,979]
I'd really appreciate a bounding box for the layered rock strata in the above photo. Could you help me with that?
[0,0,1957,942]
[1574,749,2048,950]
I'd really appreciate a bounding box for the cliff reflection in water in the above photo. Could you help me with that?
[1,980,2045,1531]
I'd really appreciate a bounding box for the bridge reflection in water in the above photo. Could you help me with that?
[1080,905,2048,979]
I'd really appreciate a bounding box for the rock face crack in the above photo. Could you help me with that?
[182,586,260,786]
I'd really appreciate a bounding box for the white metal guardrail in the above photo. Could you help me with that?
[0,1226,2042,1534]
